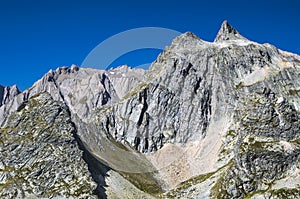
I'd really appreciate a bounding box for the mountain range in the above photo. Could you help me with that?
[0,21,299,199]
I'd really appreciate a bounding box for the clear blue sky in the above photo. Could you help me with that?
[1,0,299,90]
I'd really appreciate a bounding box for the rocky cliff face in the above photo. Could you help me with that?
[0,21,300,198]
[0,92,97,198]
[0,65,145,125]
[0,84,19,107]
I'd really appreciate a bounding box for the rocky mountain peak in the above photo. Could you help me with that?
[214,20,248,42]
[169,31,204,50]
[175,31,201,41]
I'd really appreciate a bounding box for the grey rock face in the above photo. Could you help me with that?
[211,88,300,198]
[0,65,144,124]
[214,20,248,42]
[95,21,284,153]
[0,84,19,107]
[106,65,146,99]
[0,92,96,198]
[90,21,300,197]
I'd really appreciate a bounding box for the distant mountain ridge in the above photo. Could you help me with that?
[0,21,300,198]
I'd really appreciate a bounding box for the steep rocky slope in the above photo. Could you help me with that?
[0,92,97,198]
[0,21,300,198]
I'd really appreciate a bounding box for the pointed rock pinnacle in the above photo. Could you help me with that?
[214,20,247,42]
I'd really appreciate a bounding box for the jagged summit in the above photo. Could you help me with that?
[177,31,201,40]
[165,21,252,54]
[214,20,248,42]
[170,31,204,47]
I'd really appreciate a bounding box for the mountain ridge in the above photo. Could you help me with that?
[0,21,300,198]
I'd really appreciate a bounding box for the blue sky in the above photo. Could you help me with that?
[0,0,299,90]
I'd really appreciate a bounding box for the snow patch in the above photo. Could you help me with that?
[213,40,256,49]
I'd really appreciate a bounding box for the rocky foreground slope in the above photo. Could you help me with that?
[0,21,300,198]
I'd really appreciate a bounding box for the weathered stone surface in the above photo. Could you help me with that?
[0,84,19,107]
[214,20,248,42]
[0,93,97,198]
[92,21,300,197]
[0,65,144,124]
